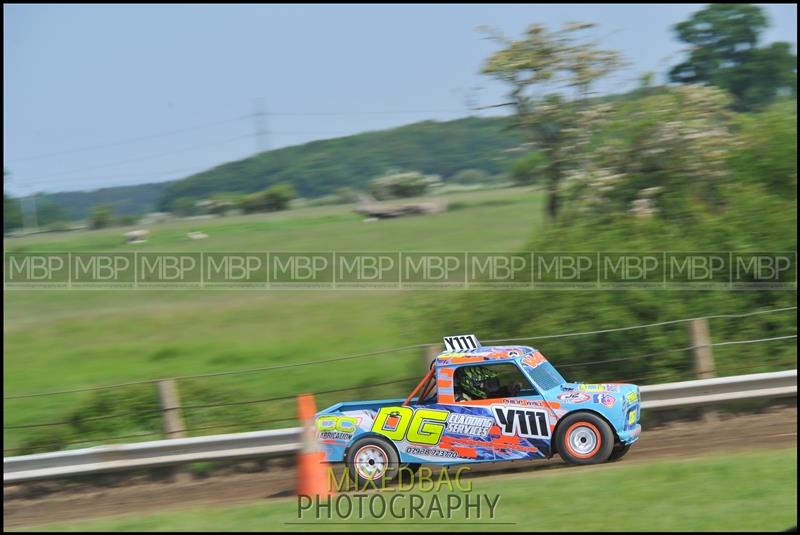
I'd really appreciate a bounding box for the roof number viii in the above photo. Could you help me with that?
[443,334,481,352]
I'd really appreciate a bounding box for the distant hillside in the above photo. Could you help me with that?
[21,116,523,220]
[158,116,522,210]
[26,182,171,222]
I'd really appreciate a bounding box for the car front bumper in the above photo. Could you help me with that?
[618,424,642,445]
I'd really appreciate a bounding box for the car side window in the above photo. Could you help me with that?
[453,363,537,402]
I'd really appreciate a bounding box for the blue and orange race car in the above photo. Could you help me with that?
[316,334,641,485]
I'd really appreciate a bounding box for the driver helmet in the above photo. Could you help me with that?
[459,365,499,400]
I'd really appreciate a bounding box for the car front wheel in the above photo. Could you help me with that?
[556,412,615,465]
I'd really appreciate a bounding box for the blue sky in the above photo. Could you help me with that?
[3,3,797,196]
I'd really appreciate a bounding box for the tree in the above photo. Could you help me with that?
[451,169,491,185]
[481,22,624,219]
[368,172,442,200]
[261,183,296,211]
[508,152,547,186]
[562,85,738,221]
[4,192,23,232]
[3,169,23,233]
[36,202,71,227]
[89,205,114,229]
[669,4,797,111]
[240,183,296,213]
[729,98,797,199]
[171,197,200,217]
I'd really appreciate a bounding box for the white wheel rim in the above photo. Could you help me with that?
[354,445,388,480]
[569,426,598,455]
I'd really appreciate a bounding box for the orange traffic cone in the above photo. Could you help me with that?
[296,393,335,497]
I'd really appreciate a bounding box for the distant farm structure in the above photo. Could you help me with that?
[354,195,446,219]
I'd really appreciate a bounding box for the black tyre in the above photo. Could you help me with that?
[400,462,421,474]
[608,443,632,462]
[346,436,399,488]
[556,412,615,465]
[396,462,421,485]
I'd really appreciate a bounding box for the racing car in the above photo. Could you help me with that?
[315,334,641,485]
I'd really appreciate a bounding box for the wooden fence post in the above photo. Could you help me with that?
[688,318,716,379]
[688,318,718,422]
[157,379,187,439]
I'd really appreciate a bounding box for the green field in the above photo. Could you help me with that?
[3,187,545,452]
[14,448,798,532]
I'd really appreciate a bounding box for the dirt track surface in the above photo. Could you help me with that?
[4,406,797,529]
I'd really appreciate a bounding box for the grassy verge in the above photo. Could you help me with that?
[3,187,545,451]
[13,448,797,532]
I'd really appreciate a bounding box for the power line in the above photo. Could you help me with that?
[7,108,470,164]
[253,98,269,153]
[22,134,253,184]
[17,128,453,190]
[21,166,213,191]
[16,127,368,190]
[7,115,251,163]
[266,109,466,116]
[25,146,496,187]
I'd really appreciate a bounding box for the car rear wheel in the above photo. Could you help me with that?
[608,443,631,462]
[346,436,399,488]
[556,412,615,465]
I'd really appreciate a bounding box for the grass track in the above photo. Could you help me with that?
[11,448,797,532]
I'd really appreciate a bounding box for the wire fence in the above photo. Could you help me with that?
[4,353,789,456]
[5,305,796,401]
[4,306,796,455]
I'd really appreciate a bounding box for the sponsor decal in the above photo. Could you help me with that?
[445,413,493,438]
[578,383,619,392]
[522,351,547,368]
[406,446,458,458]
[317,415,359,441]
[626,391,638,403]
[319,431,353,441]
[372,407,449,445]
[557,391,591,403]
[492,405,550,438]
[500,398,548,407]
[628,409,637,425]
[593,393,616,408]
